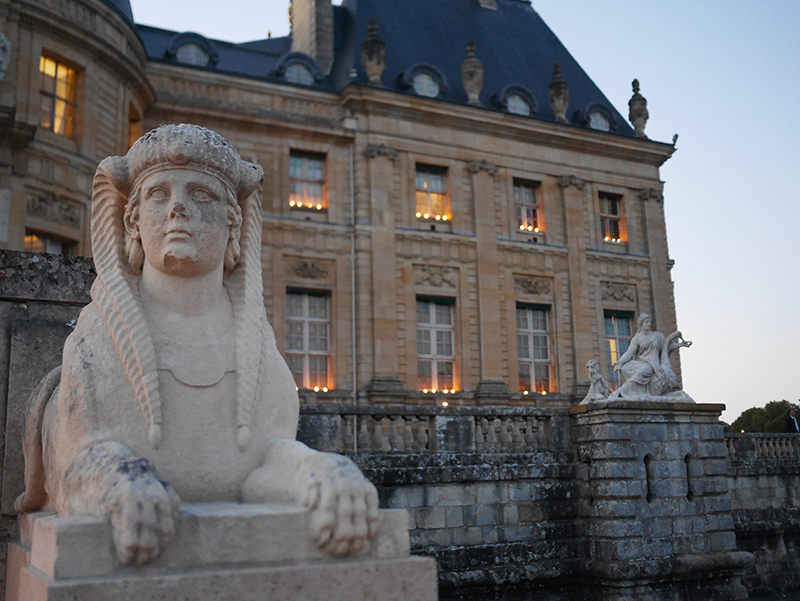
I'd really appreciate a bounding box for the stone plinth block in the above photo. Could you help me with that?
[7,503,438,601]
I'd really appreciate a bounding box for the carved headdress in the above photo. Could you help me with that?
[91,124,265,450]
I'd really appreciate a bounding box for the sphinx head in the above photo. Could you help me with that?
[98,124,262,276]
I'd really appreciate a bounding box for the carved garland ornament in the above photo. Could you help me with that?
[290,260,329,280]
[415,265,457,288]
[26,195,82,228]
[601,282,635,303]
[514,276,551,296]
[558,175,586,190]
[364,144,399,161]
[467,159,498,176]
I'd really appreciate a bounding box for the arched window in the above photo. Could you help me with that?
[175,43,209,67]
[588,111,610,132]
[399,64,448,99]
[507,93,531,116]
[286,63,315,85]
[413,73,440,98]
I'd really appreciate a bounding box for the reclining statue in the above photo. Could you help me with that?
[15,124,378,565]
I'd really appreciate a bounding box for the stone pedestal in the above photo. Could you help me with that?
[6,503,438,601]
[570,400,753,599]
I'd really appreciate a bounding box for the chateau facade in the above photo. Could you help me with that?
[0,0,678,406]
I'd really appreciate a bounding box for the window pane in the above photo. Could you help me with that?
[308,322,328,352]
[417,360,432,389]
[286,322,304,350]
[416,300,430,324]
[436,330,453,357]
[517,334,530,359]
[308,295,328,320]
[435,303,452,326]
[290,157,303,179]
[286,292,330,388]
[286,354,304,387]
[40,95,54,129]
[286,294,304,318]
[437,361,453,389]
[417,328,431,356]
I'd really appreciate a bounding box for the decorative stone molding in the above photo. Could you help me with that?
[26,195,81,228]
[514,276,551,296]
[637,188,664,202]
[289,260,330,280]
[548,62,569,124]
[364,144,398,161]
[461,40,483,106]
[628,79,649,139]
[414,265,457,289]
[557,175,586,190]
[361,18,386,86]
[0,33,10,81]
[467,160,498,176]
[601,282,635,303]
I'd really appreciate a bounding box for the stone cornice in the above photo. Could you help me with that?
[340,86,676,167]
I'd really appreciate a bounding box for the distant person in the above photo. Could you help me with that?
[786,408,800,434]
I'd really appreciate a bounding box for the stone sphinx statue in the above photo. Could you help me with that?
[608,313,693,401]
[14,124,378,566]
[581,359,610,403]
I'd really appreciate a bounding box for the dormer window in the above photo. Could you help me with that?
[588,111,610,132]
[286,63,315,85]
[175,43,209,67]
[413,73,439,98]
[507,94,531,116]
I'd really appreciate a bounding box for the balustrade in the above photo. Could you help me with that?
[725,432,800,461]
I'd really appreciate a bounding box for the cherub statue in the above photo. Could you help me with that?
[581,359,610,403]
[608,313,692,401]
[15,125,378,565]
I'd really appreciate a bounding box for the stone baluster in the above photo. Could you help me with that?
[536,417,549,449]
[403,417,415,451]
[343,415,355,452]
[726,437,736,460]
[416,417,430,452]
[475,418,485,451]
[373,417,391,452]
[525,417,538,451]
[486,418,499,452]
[358,416,372,452]
[766,437,776,458]
[499,418,512,450]
[512,418,524,451]
[389,416,402,452]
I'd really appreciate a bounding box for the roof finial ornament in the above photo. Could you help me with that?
[461,40,484,106]
[361,17,386,86]
[628,78,649,139]
[548,62,570,123]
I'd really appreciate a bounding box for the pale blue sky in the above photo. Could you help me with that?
[132,1,800,423]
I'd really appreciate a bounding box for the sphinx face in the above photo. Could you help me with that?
[136,168,231,278]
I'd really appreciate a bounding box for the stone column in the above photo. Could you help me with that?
[365,144,405,401]
[570,400,753,599]
[559,175,592,399]
[470,160,509,403]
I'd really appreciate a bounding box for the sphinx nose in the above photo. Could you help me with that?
[168,194,190,219]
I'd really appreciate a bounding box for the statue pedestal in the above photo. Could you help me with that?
[6,503,438,601]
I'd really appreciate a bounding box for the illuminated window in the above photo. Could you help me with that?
[605,311,632,391]
[415,165,449,221]
[600,193,624,242]
[286,63,315,85]
[40,56,76,137]
[417,299,455,392]
[24,230,74,255]
[588,111,610,132]
[514,179,541,233]
[413,73,439,97]
[128,104,142,150]
[517,305,552,393]
[507,94,531,116]
[175,43,209,66]
[285,291,330,390]
[289,152,326,210]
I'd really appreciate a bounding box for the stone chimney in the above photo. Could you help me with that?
[628,79,649,138]
[461,40,483,106]
[290,0,334,75]
[548,62,569,123]
[361,18,386,86]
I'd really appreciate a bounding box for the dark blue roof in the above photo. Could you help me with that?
[135,0,636,137]
[101,0,134,25]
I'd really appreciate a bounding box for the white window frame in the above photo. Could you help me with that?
[514,178,541,233]
[516,305,553,393]
[416,298,456,392]
[40,55,76,137]
[285,291,331,390]
[289,151,327,210]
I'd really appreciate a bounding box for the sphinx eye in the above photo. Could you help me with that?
[145,186,169,201]
[191,187,216,202]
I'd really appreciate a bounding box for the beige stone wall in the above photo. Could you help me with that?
[0,0,152,255]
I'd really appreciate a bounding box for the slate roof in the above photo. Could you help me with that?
[135,0,637,137]
[101,0,134,25]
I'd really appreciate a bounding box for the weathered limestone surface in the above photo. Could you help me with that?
[6,504,436,601]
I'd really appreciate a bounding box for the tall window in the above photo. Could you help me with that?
[285,292,330,390]
[605,311,633,390]
[600,193,623,242]
[289,152,326,211]
[514,179,541,233]
[24,230,74,255]
[415,165,449,221]
[517,305,552,393]
[40,56,76,137]
[416,298,455,392]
